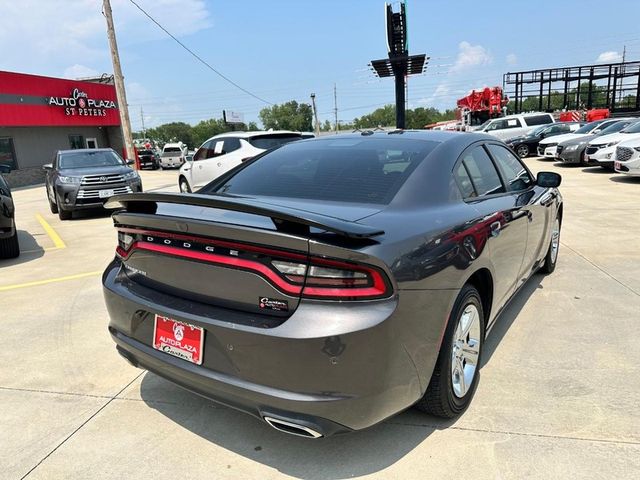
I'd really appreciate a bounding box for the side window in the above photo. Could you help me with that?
[223,137,241,154]
[212,140,225,157]
[505,118,522,129]
[524,114,554,126]
[486,144,533,192]
[454,162,477,198]
[193,140,212,161]
[460,146,505,197]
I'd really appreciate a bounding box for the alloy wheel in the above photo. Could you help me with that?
[451,304,481,398]
[550,218,560,263]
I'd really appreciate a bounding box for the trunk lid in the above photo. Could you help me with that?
[108,193,386,319]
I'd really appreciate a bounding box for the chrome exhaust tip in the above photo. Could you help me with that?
[263,416,323,438]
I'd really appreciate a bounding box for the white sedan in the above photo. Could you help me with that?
[614,138,640,176]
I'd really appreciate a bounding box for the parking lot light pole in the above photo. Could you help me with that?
[103,0,136,167]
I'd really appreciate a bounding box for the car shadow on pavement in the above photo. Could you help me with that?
[139,373,456,478]
[609,175,640,184]
[580,166,611,174]
[68,208,113,221]
[481,273,543,367]
[136,272,545,478]
[0,229,44,266]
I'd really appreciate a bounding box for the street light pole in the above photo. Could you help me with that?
[102,0,136,165]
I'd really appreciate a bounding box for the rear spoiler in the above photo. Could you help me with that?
[104,193,385,239]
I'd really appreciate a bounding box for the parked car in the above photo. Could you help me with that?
[537,119,619,158]
[137,149,160,170]
[43,148,142,220]
[178,131,304,193]
[557,118,638,165]
[585,120,640,169]
[614,137,640,176]
[475,112,554,140]
[0,164,19,259]
[103,131,563,437]
[160,142,187,169]
[505,122,582,158]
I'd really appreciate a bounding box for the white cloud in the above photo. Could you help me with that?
[597,51,622,62]
[506,53,518,65]
[63,64,100,79]
[0,0,212,77]
[451,41,493,73]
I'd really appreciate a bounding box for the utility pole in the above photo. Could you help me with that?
[102,0,136,165]
[310,93,320,136]
[140,106,146,139]
[333,83,338,134]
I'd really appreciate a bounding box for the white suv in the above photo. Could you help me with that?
[476,112,554,140]
[614,137,640,176]
[178,131,305,192]
[585,121,640,168]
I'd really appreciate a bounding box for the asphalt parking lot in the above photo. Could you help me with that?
[2,160,639,479]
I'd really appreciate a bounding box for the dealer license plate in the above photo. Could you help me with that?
[614,161,621,170]
[153,315,204,365]
[99,189,115,198]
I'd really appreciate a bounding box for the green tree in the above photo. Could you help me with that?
[321,120,332,131]
[353,105,395,129]
[259,101,313,131]
[146,122,194,149]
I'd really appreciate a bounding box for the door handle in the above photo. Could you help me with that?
[490,221,501,237]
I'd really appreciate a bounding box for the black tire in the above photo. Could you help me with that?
[179,178,191,193]
[58,208,72,220]
[579,150,588,166]
[540,216,561,274]
[49,195,59,214]
[416,284,485,418]
[515,144,529,158]
[0,228,20,259]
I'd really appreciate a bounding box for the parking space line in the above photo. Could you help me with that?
[0,271,101,292]
[35,214,66,249]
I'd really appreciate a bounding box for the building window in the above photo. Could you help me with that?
[69,135,85,149]
[0,137,18,171]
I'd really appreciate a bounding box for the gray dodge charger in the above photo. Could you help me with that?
[103,130,562,438]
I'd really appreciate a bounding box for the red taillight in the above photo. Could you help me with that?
[116,228,392,300]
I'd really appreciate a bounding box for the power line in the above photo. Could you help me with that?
[126,0,273,105]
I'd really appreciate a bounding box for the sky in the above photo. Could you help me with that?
[2,0,640,131]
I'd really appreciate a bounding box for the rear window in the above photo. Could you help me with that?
[163,147,182,153]
[247,134,302,150]
[207,137,438,204]
[524,114,553,126]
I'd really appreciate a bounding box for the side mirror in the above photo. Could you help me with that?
[42,164,53,170]
[0,164,11,174]
[593,129,602,134]
[537,171,562,188]
[126,159,135,166]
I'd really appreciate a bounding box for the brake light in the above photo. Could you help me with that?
[115,228,392,300]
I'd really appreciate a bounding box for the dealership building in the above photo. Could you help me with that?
[0,70,125,186]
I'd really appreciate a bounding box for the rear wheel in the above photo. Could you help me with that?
[179,178,191,193]
[515,144,529,158]
[416,285,484,418]
[0,228,20,259]
[540,216,561,274]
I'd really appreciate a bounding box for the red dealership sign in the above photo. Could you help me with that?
[0,70,121,127]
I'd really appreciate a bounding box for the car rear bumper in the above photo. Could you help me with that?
[102,260,435,435]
